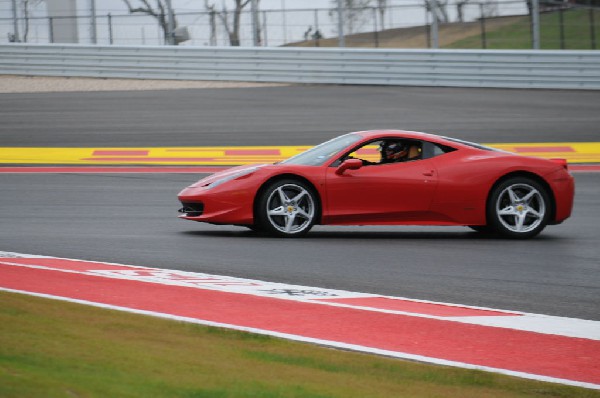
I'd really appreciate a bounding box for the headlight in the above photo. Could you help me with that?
[206,167,258,190]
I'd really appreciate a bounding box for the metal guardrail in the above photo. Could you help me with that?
[1,44,599,90]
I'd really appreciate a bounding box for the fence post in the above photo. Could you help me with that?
[480,3,487,49]
[108,13,113,45]
[251,0,260,46]
[210,11,216,46]
[262,11,268,46]
[11,0,20,42]
[22,15,28,42]
[425,3,431,48]
[314,9,321,47]
[90,0,97,44]
[282,0,287,44]
[48,17,54,43]
[430,1,439,48]
[531,0,540,49]
[372,7,379,48]
[337,0,345,47]
[165,0,176,45]
[590,3,597,50]
[559,8,565,49]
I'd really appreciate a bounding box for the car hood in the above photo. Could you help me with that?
[188,164,269,187]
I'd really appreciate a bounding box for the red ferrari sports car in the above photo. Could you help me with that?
[178,130,574,238]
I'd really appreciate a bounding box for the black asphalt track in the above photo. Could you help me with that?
[1,85,599,320]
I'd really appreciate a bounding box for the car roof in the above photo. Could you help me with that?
[351,130,501,152]
[352,130,448,143]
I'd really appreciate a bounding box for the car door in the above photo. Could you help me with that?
[323,158,438,224]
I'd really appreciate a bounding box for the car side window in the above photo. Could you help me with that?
[341,139,425,166]
[422,141,456,159]
[344,141,383,165]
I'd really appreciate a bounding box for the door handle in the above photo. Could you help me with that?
[423,170,435,177]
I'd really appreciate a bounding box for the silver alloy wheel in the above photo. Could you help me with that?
[265,183,315,234]
[495,183,546,234]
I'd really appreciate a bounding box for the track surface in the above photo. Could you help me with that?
[0,171,598,320]
[1,85,599,323]
[1,85,600,146]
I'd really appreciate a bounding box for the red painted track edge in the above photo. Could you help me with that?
[1,263,599,389]
[2,286,598,390]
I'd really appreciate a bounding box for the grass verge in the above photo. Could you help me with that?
[445,9,600,49]
[1,290,598,398]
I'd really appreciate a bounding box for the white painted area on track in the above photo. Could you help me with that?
[0,251,52,258]
[2,286,599,391]
[2,250,599,341]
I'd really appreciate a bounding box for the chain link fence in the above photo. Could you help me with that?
[1,1,598,49]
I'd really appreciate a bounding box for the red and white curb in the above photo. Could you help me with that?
[1,251,598,390]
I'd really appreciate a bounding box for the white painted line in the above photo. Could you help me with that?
[1,250,599,341]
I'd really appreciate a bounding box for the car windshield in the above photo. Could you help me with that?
[280,133,362,166]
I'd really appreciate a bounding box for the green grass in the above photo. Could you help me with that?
[1,290,599,398]
[445,9,600,49]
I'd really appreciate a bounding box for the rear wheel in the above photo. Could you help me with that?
[257,179,318,237]
[488,177,551,239]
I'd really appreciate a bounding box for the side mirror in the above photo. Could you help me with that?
[336,158,363,175]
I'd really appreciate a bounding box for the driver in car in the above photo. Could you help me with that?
[346,140,422,165]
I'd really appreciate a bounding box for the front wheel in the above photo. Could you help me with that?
[487,177,551,239]
[256,179,318,237]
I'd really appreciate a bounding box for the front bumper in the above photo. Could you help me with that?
[177,185,255,225]
[178,201,204,217]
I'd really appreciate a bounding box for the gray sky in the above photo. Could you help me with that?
[92,1,336,13]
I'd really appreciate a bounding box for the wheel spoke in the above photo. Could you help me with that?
[527,208,542,219]
[284,214,296,232]
[291,190,307,203]
[507,187,520,204]
[277,187,289,204]
[498,206,516,216]
[515,213,526,231]
[268,206,286,216]
[296,208,311,220]
[522,189,538,204]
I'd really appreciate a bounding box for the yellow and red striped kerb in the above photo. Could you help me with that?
[0,142,598,165]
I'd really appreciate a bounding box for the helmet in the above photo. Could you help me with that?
[380,142,408,162]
